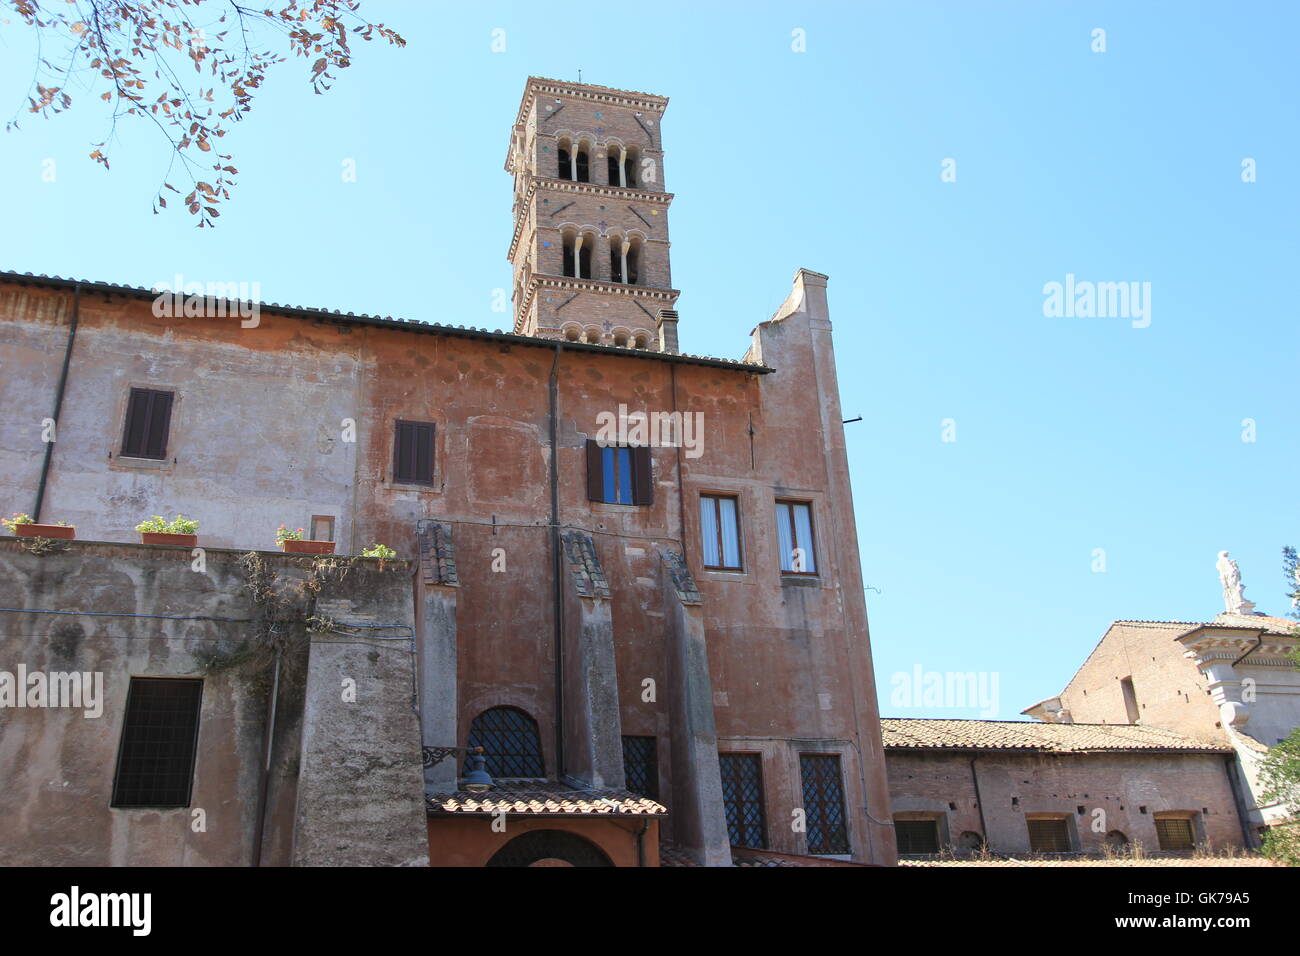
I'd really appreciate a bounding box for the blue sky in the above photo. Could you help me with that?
[2,1,1296,719]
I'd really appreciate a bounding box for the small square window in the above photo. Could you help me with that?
[310,515,335,542]
[586,440,652,505]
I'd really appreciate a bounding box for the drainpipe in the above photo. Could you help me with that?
[549,342,566,777]
[252,650,283,866]
[32,282,81,522]
[1223,752,1256,850]
[969,756,989,848]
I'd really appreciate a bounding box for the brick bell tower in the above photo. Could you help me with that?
[506,77,681,353]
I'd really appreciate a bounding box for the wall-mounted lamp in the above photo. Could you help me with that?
[422,744,493,793]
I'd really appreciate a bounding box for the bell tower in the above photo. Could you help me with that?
[505,77,680,352]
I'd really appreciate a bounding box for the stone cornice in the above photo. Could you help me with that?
[516,274,679,333]
[510,76,667,140]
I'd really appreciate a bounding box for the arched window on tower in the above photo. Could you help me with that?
[623,147,640,188]
[465,706,545,779]
[607,152,621,186]
[562,231,576,277]
[557,141,572,181]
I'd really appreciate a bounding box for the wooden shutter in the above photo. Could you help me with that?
[586,439,604,501]
[121,388,173,460]
[394,421,434,484]
[632,445,653,505]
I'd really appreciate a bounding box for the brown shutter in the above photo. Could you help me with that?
[146,390,173,459]
[122,388,173,460]
[632,445,653,505]
[394,421,435,484]
[586,439,604,501]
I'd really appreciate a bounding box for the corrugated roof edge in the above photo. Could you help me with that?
[0,270,773,374]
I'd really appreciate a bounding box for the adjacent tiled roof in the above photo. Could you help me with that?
[0,270,772,373]
[660,549,701,605]
[880,719,1230,754]
[416,521,458,586]
[428,779,666,817]
[1210,612,1299,636]
[560,530,610,599]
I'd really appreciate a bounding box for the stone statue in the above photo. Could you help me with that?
[1216,551,1256,615]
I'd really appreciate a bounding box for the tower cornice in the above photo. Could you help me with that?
[506,77,669,170]
[516,274,679,334]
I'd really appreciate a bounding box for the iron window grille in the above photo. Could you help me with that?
[1026,817,1072,853]
[621,735,659,800]
[465,706,545,779]
[1154,817,1196,851]
[719,752,767,848]
[895,819,941,854]
[110,678,203,808]
[799,753,850,854]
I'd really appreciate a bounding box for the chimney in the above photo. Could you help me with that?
[656,308,680,354]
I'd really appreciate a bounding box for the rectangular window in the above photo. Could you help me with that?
[586,440,652,505]
[719,753,767,848]
[111,678,203,808]
[621,735,659,801]
[1154,816,1196,851]
[799,753,849,854]
[700,495,742,570]
[393,420,435,485]
[895,818,941,854]
[310,515,335,542]
[1026,817,1072,852]
[776,500,817,574]
[120,388,174,460]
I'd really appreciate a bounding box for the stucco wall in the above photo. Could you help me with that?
[886,749,1244,855]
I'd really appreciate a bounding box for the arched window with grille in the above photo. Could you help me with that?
[466,706,545,778]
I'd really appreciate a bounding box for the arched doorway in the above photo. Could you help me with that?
[485,830,613,867]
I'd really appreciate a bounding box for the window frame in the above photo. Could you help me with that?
[798,752,850,855]
[700,493,743,571]
[621,735,659,801]
[119,387,176,461]
[775,499,818,575]
[719,751,768,849]
[587,440,652,506]
[392,419,436,486]
[110,677,204,809]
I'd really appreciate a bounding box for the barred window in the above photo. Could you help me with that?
[111,678,203,808]
[719,753,767,848]
[799,753,849,854]
[895,818,940,854]
[1026,817,1072,852]
[466,706,545,779]
[622,735,659,800]
[1154,816,1196,851]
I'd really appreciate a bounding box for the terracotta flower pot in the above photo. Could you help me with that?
[141,532,198,547]
[280,539,335,555]
[13,523,75,539]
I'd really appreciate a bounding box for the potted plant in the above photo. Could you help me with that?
[136,514,199,547]
[3,512,75,539]
[360,542,396,570]
[277,524,335,555]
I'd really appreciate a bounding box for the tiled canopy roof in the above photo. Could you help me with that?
[428,779,666,817]
[880,719,1230,754]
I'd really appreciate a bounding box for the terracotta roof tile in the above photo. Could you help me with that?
[428,779,666,816]
[880,719,1230,754]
